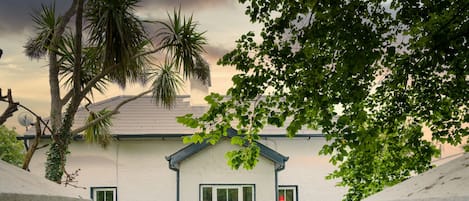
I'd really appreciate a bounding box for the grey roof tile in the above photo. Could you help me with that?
[24,95,322,137]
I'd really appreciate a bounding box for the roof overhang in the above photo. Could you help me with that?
[165,128,289,171]
[17,133,323,140]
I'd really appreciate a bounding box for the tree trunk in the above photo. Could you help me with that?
[45,109,75,183]
[45,0,83,183]
[49,52,62,133]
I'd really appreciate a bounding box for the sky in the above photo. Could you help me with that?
[0,0,261,132]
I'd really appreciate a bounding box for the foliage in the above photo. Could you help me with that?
[179,0,468,200]
[57,31,109,96]
[24,3,60,59]
[85,0,150,88]
[84,109,113,148]
[151,60,184,109]
[0,126,24,167]
[25,0,209,183]
[157,9,208,81]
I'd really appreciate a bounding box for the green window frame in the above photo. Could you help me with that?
[200,184,255,201]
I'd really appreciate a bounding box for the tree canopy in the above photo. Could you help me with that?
[0,126,24,167]
[25,0,209,183]
[178,0,468,200]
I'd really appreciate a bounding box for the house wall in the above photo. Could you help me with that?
[178,140,277,201]
[27,137,345,201]
[260,138,347,201]
[28,139,186,201]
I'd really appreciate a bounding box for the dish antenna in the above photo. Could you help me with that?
[17,112,33,130]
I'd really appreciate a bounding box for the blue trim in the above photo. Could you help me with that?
[90,186,117,201]
[167,159,180,201]
[275,171,279,201]
[166,142,208,170]
[166,128,289,171]
[176,170,180,201]
[17,133,324,140]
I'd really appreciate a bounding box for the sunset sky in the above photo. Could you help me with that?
[0,0,261,131]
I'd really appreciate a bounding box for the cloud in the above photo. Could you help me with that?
[0,0,71,37]
[138,0,234,10]
[203,45,230,62]
[0,0,239,38]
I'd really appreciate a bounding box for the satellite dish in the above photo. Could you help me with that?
[17,112,33,127]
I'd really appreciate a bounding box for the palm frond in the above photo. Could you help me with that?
[85,0,150,88]
[24,3,61,59]
[84,109,113,148]
[156,9,207,79]
[151,60,183,109]
[57,32,109,97]
[193,55,211,86]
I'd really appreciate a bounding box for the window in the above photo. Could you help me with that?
[278,186,297,201]
[200,184,254,201]
[91,187,117,201]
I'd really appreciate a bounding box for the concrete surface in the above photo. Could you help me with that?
[364,153,469,201]
[0,160,90,201]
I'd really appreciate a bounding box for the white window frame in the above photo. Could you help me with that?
[91,187,117,201]
[200,184,255,201]
[278,185,298,201]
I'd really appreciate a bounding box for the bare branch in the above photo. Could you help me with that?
[71,89,153,135]
[0,89,19,125]
[22,116,43,170]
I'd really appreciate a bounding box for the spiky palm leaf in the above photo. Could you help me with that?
[57,31,109,97]
[193,55,211,86]
[151,60,183,108]
[24,3,61,59]
[85,0,151,88]
[156,9,207,79]
[84,109,113,148]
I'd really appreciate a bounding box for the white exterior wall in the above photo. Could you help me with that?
[116,140,184,201]
[260,138,347,201]
[178,140,276,201]
[28,139,186,201]
[27,137,345,201]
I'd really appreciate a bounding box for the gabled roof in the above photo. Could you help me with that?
[23,95,323,138]
[25,95,206,136]
[166,128,289,171]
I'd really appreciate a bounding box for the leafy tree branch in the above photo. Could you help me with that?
[179,0,468,200]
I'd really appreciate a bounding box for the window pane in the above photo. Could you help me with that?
[96,191,104,201]
[203,187,212,201]
[105,191,114,201]
[243,186,253,201]
[278,189,285,201]
[228,189,238,201]
[279,188,296,201]
[285,189,293,201]
[217,189,227,201]
[202,185,254,201]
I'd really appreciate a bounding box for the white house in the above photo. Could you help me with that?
[20,94,347,201]
[16,74,346,201]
